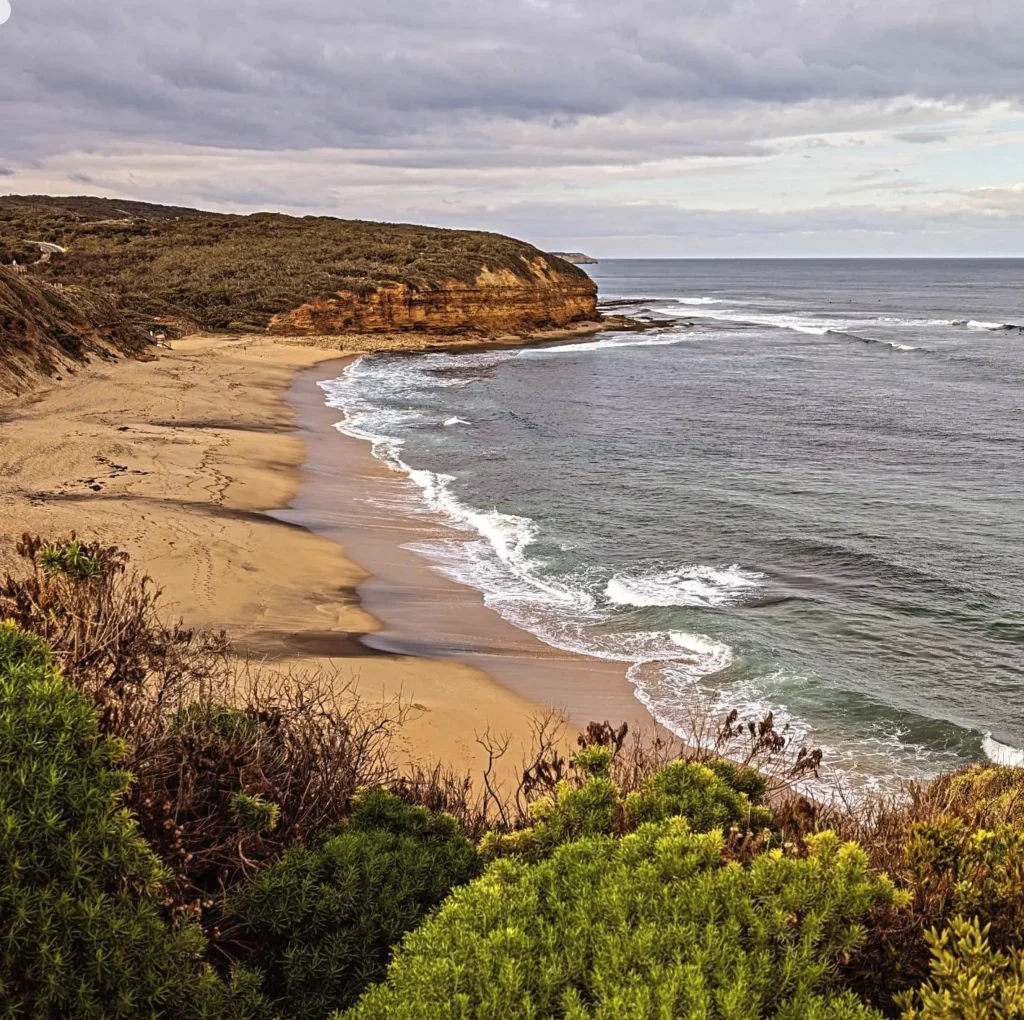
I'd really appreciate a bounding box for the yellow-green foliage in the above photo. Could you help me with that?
[906,817,1024,949]
[482,756,774,862]
[936,766,1024,828]
[624,759,775,832]
[345,825,897,1020]
[223,788,481,1020]
[0,622,208,1018]
[898,917,1024,1019]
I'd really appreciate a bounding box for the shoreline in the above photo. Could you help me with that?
[277,355,662,738]
[0,331,610,781]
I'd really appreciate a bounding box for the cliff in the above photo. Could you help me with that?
[0,196,598,335]
[0,265,151,397]
[270,262,596,335]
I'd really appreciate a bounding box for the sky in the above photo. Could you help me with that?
[2,0,1023,257]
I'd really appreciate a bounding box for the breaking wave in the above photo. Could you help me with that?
[605,564,766,608]
[983,733,1024,767]
[318,355,764,750]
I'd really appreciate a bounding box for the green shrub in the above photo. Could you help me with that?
[0,621,209,1018]
[705,757,770,801]
[482,757,774,862]
[480,776,621,861]
[222,788,481,1019]
[897,917,1024,1018]
[230,793,280,834]
[572,744,613,779]
[624,759,776,833]
[345,824,899,1020]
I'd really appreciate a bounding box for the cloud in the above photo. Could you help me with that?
[3,0,1023,162]
[0,0,1022,253]
[892,131,949,144]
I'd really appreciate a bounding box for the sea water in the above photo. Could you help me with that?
[320,258,1024,790]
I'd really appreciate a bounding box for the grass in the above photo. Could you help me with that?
[0,263,151,394]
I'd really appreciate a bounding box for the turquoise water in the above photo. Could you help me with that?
[321,259,1024,790]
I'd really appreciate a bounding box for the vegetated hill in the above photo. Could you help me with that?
[0,265,151,397]
[0,195,598,334]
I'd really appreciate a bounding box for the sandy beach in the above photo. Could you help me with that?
[0,327,655,786]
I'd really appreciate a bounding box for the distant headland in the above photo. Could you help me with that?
[549,251,599,265]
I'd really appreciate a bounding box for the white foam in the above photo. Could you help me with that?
[521,333,694,356]
[656,305,846,335]
[983,733,1024,767]
[443,416,471,426]
[318,349,950,801]
[606,564,765,608]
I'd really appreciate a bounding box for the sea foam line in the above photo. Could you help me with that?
[643,305,923,350]
[318,354,750,694]
[317,350,989,797]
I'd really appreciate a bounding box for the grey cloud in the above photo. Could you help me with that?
[68,172,94,183]
[893,131,949,143]
[1,0,1022,164]
[0,167,14,176]
[442,199,1024,256]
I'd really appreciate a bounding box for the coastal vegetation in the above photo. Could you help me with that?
[2,534,1023,1018]
[0,195,596,334]
[0,263,150,395]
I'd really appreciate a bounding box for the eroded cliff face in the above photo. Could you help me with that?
[268,258,598,336]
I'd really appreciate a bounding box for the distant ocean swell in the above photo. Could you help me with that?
[602,297,1023,349]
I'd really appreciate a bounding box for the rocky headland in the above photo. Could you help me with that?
[0,195,598,342]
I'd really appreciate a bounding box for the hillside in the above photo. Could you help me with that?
[0,265,151,397]
[0,195,598,335]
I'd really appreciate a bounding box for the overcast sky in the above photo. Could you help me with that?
[2,0,1023,255]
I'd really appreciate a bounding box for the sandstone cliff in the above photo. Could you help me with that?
[269,260,596,336]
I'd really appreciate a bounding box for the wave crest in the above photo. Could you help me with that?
[606,564,765,608]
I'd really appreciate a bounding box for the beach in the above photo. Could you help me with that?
[0,328,651,785]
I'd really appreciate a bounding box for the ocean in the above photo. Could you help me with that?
[320,259,1024,791]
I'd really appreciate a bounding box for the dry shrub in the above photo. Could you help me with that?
[792,764,1024,1013]
[390,762,492,840]
[0,533,226,711]
[131,662,406,924]
[0,534,407,928]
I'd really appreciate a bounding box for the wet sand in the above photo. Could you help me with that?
[278,357,661,736]
[0,334,576,780]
